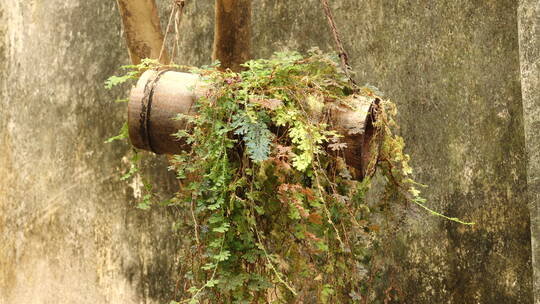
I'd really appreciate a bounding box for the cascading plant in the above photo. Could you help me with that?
[106,49,472,304]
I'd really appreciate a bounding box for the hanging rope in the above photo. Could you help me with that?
[319,0,357,86]
[172,0,186,59]
[159,0,186,63]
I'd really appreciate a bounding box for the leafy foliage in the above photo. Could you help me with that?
[231,112,273,162]
[107,49,472,303]
[104,121,128,143]
[104,58,164,89]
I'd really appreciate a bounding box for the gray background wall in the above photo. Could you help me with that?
[1,0,538,303]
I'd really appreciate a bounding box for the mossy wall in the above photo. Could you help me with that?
[0,0,537,303]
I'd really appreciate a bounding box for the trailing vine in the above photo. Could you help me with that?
[106,49,472,303]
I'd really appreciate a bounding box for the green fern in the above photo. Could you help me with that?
[231,112,273,162]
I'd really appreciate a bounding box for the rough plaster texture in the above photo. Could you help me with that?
[0,1,180,303]
[519,0,540,303]
[0,0,536,303]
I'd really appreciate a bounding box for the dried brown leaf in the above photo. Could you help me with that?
[250,97,283,110]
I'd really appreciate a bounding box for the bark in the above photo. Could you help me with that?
[116,0,169,64]
[213,0,252,71]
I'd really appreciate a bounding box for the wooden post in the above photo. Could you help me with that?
[116,0,169,64]
[212,0,252,71]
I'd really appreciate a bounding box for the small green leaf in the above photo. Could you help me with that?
[205,279,220,287]
[212,250,231,261]
[104,71,137,89]
[201,262,217,270]
[105,122,128,143]
[213,222,230,233]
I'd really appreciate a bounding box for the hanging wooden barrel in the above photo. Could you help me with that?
[128,70,206,154]
[128,70,378,178]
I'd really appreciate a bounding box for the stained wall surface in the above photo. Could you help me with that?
[0,0,536,303]
[518,0,540,303]
[0,1,180,303]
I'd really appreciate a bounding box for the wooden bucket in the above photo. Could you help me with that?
[128,70,378,178]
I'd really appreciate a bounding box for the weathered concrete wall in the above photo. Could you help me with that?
[0,0,535,303]
[518,0,540,303]
[342,2,532,303]
[0,1,180,303]
[172,0,533,303]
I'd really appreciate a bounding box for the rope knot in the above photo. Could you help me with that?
[174,0,185,8]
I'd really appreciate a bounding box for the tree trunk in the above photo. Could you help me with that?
[116,0,169,64]
[213,0,251,71]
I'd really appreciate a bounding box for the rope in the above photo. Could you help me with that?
[172,0,186,59]
[319,0,357,86]
[159,0,186,63]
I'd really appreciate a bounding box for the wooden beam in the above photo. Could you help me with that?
[116,0,169,65]
[212,0,251,71]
